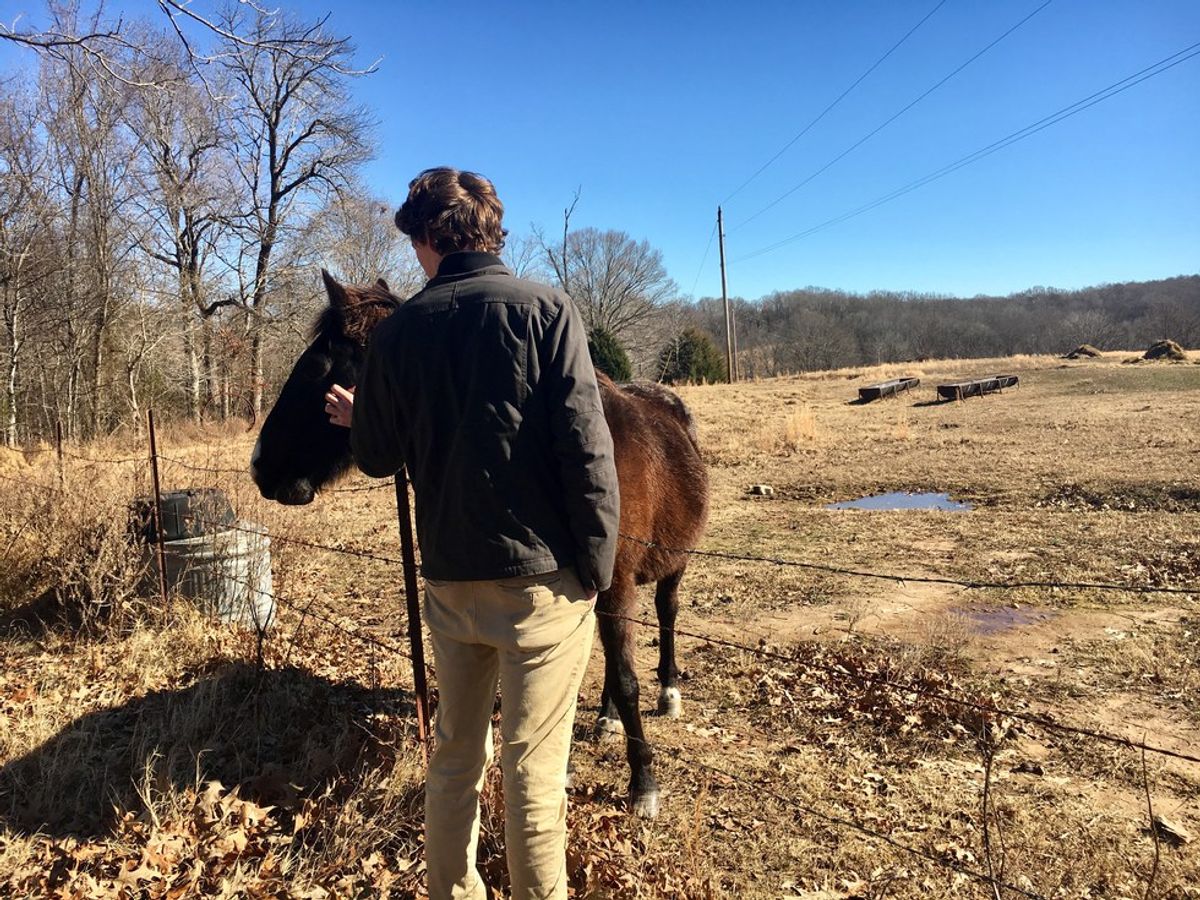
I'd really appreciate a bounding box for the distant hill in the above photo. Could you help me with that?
[687,276,1200,376]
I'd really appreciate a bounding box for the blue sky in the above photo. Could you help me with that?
[6,0,1199,298]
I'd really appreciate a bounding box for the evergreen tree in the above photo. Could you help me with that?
[587,327,633,381]
[658,327,726,384]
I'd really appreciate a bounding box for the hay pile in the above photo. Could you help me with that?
[1143,339,1188,362]
[1064,344,1102,359]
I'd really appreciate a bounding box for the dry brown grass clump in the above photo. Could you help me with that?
[1064,343,1103,359]
[0,463,150,635]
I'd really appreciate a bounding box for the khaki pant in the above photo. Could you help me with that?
[423,567,596,900]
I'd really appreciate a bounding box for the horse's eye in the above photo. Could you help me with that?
[300,354,333,381]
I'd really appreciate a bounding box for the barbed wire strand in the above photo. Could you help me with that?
[1,467,1195,762]
[181,512,404,565]
[616,725,1044,899]
[619,533,1200,596]
[159,453,391,493]
[220,569,435,678]
[596,606,1200,765]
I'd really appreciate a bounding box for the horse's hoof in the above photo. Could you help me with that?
[632,789,660,819]
[596,716,625,741]
[657,687,682,719]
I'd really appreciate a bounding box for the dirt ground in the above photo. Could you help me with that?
[0,351,1197,898]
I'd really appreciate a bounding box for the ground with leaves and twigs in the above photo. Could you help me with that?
[0,351,1197,898]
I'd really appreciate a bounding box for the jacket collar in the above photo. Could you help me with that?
[433,251,510,281]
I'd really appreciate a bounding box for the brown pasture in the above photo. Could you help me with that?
[0,350,1197,898]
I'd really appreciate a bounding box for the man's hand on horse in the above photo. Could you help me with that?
[325,384,355,428]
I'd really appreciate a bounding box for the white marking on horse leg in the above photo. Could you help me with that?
[596,716,625,741]
[249,437,262,480]
[657,686,682,719]
[632,788,660,819]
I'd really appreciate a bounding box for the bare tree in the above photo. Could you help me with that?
[215,6,373,413]
[300,189,423,293]
[38,8,142,438]
[502,232,545,280]
[128,44,232,421]
[538,226,678,362]
[0,90,56,446]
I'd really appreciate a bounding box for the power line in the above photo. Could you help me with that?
[733,0,1055,231]
[688,220,719,298]
[720,0,950,206]
[735,38,1200,261]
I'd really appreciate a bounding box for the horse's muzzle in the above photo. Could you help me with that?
[263,478,317,506]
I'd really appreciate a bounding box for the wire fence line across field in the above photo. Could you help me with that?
[218,546,1043,899]
[0,461,1188,896]
[224,570,432,674]
[230,567,1045,900]
[618,533,1200,597]
[595,607,1200,766]
[2,463,1199,766]
[180,512,406,566]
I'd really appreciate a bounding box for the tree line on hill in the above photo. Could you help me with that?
[677,276,1200,380]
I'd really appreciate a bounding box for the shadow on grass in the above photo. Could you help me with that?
[0,661,418,838]
[0,589,83,640]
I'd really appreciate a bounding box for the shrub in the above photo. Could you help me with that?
[658,328,726,384]
[587,327,632,381]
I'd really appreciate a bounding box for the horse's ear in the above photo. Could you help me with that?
[375,278,390,292]
[321,269,348,308]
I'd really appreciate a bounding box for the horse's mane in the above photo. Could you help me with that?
[312,279,401,347]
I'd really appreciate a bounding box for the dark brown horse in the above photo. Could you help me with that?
[252,271,709,818]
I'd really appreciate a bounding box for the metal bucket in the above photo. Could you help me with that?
[157,522,275,630]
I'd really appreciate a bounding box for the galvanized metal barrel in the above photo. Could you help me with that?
[158,522,275,630]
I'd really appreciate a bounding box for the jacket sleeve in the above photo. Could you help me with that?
[350,325,406,479]
[541,302,620,593]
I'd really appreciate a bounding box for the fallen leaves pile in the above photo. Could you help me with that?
[682,636,1008,755]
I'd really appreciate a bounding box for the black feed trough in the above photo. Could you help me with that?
[858,376,920,402]
[936,374,1019,402]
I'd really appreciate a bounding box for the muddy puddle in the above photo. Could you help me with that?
[953,605,1051,635]
[825,491,972,511]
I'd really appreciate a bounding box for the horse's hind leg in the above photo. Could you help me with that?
[597,589,660,818]
[654,570,683,719]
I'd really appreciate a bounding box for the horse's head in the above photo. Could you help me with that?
[251,270,399,505]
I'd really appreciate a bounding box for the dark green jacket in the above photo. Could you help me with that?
[350,252,619,592]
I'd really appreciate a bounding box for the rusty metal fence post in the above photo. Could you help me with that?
[54,420,64,490]
[395,468,431,762]
[146,410,170,610]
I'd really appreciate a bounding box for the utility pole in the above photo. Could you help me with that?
[731,303,740,381]
[717,206,736,383]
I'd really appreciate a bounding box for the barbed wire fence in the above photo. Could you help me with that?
[1,416,1197,896]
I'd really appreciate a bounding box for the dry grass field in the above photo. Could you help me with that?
[1,351,1197,898]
